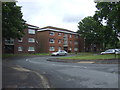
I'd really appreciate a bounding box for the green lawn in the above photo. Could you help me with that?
[59,54,120,60]
[3,53,50,58]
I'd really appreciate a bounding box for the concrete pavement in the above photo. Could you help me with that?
[2,62,49,88]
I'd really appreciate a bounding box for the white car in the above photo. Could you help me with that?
[51,50,68,56]
[101,49,120,55]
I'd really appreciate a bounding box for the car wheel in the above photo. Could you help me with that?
[65,53,67,56]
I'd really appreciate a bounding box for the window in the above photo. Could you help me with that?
[64,34,67,38]
[58,47,61,50]
[49,39,55,43]
[74,48,78,51]
[70,40,72,44]
[18,38,23,42]
[49,31,55,36]
[49,47,55,51]
[18,47,23,51]
[70,34,72,38]
[74,41,78,45]
[28,29,35,34]
[5,38,14,45]
[58,39,62,44]
[28,47,35,51]
[58,33,62,36]
[28,38,35,43]
[74,35,78,38]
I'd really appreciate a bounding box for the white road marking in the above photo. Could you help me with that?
[26,59,28,61]
[12,65,50,88]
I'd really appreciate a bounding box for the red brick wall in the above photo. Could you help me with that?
[14,28,38,54]
[37,31,49,53]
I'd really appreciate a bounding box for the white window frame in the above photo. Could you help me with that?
[28,47,35,51]
[28,38,35,43]
[58,39,61,44]
[58,33,62,36]
[49,46,55,51]
[49,39,55,43]
[74,48,78,51]
[18,38,23,42]
[75,35,78,38]
[49,31,55,36]
[5,38,14,45]
[58,47,61,50]
[18,47,23,51]
[70,34,72,38]
[28,29,35,34]
[74,41,78,45]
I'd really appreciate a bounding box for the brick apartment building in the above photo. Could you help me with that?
[3,24,39,54]
[37,26,84,53]
[3,24,84,54]
[14,24,40,54]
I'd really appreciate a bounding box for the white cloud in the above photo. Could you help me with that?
[17,0,97,32]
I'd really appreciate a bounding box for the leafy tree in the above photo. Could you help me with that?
[77,16,103,52]
[2,2,27,39]
[94,2,120,48]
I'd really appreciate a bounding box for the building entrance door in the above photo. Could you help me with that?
[64,47,68,52]
[5,45,14,54]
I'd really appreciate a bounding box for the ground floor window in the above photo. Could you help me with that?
[18,47,23,51]
[58,47,61,50]
[49,46,55,51]
[28,47,35,51]
[74,48,78,51]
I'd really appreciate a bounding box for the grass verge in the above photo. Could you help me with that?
[2,53,50,58]
[59,54,120,60]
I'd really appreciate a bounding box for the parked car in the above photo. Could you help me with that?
[51,50,68,56]
[101,49,120,55]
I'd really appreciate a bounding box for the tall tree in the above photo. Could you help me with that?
[94,2,120,48]
[77,16,103,52]
[2,2,27,39]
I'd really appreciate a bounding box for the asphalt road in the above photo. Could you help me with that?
[3,55,119,88]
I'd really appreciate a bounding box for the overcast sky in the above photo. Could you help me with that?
[17,0,97,32]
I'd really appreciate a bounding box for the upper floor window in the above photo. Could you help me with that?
[70,34,72,38]
[74,35,78,38]
[49,31,55,36]
[5,38,14,45]
[28,29,35,34]
[74,41,78,45]
[58,39,62,44]
[28,38,35,43]
[58,33,62,36]
[18,38,23,42]
[28,47,35,51]
[64,34,67,38]
[49,39,55,43]
[18,47,23,51]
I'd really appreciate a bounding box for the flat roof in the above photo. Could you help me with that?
[38,26,78,35]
